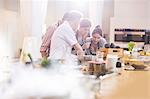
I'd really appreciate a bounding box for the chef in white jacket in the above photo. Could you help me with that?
[50,11,84,64]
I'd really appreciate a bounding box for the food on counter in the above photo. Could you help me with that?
[146,52,150,56]
[139,50,145,55]
[131,64,147,70]
[81,61,106,76]
[27,53,33,63]
[128,41,135,51]
[40,57,50,67]
[20,52,33,64]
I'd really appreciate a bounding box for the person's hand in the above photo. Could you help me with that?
[41,52,48,58]
[86,37,91,41]
[77,51,85,60]
[82,37,91,49]
[82,43,90,49]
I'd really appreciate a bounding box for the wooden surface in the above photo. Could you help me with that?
[100,70,150,99]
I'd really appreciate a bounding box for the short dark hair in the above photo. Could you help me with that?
[80,19,91,27]
[92,25,103,36]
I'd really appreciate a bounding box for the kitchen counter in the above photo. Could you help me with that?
[100,70,150,99]
[0,60,150,99]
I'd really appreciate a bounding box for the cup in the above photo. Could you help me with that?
[106,54,118,71]
[96,51,104,62]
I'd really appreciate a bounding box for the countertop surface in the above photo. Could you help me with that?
[0,61,150,99]
[100,70,150,99]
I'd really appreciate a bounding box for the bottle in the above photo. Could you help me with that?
[131,46,139,58]
[110,43,115,48]
[116,58,122,75]
[96,51,104,62]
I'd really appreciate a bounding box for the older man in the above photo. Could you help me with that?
[50,11,84,64]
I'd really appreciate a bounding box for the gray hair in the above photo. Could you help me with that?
[64,10,83,21]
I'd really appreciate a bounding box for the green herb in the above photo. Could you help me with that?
[41,57,50,67]
[27,53,33,63]
[128,42,135,52]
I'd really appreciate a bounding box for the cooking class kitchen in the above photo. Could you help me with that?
[0,0,150,99]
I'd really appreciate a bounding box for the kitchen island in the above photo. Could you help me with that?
[0,60,150,99]
[100,70,150,99]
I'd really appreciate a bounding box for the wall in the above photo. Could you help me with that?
[0,10,19,58]
[102,0,114,42]
[110,0,149,46]
[0,0,48,58]
[0,0,20,58]
[45,0,90,25]
[19,0,48,59]
[114,0,148,18]
[45,0,104,32]
[4,0,19,11]
[46,0,68,26]
[0,0,4,9]
[148,0,150,29]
